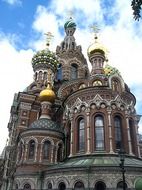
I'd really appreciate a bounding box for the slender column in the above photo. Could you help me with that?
[51,144,54,163]
[69,114,74,157]
[125,113,133,155]
[86,108,91,154]
[107,108,114,153]
[135,117,141,158]
[54,145,58,163]
[39,143,43,162]
[34,143,38,162]
[24,144,28,161]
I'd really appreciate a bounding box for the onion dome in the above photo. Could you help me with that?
[29,118,64,133]
[31,49,59,72]
[64,17,76,30]
[87,36,107,57]
[104,64,121,77]
[39,83,56,103]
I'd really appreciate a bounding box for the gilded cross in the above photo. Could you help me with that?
[44,32,54,47]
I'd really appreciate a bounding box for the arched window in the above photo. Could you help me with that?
[71,64,78,79]
[57,64,62,81]
[93,80,102,86]
[112,79,120,92]
[74,181,85,189]
[114,116,123,150]
[77,118,85,152]
[129,119,135,154]
[47,182,52,189]
[94,115,105,151]
[28,140,35,159]
[95,181,106,190]
[58,182,66,190]
[117,181,127,189]
[57,143,63,162]
[23,183,31,190]
[43,140,51,160]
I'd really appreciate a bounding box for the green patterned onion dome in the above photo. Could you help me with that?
[29,118,64,133]
[64,18,76,29]
[104,64,121,77]
[135,178,142,190]
[31,49,59,72]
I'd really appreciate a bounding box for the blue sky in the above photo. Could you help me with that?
[0,0,142,153]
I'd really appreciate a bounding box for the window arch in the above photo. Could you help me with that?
[77,118,85,152]
[114,116,123,150]
[74,181,85,189]
[43,140,51,160]
[58,182,66,190]
[28,140,35,159]
[71,64,78,79]
[57,64,62,81]
[94,115,105,151]
[117,181,127,189]
[57,143,63,162]
[95,181,106,190]
[23,183,31,190]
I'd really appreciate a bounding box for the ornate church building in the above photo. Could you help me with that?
[0,18,142,190]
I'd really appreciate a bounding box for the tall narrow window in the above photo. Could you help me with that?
[77,118,85,152]
[57,143,62,162]
[114,116,122,150]
[94,115,104,150]
[43,140,51,160]
[71,64,78,79]
[57,64,62,81]
[112,79,121,92]
[28,140,35,159]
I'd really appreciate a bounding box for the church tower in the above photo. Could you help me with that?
[0,17,142,190]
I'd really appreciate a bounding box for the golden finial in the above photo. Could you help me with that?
[44,32,54,47]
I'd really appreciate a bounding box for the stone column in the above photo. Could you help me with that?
[24,143,28,161]
[125,113,133,155]
[51,144,54,163]
[69,114,74,157]
[107,108,114,153]
[86,108,91,154]
[135,116,141,158]
[39,143,43,163]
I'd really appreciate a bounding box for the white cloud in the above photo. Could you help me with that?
[2,0,22,6]
[0,35,33,153]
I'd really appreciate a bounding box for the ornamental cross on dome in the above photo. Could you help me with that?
[44,32,54,47]
[90,25,100,40]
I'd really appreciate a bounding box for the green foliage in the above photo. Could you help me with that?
[131,0,142,20]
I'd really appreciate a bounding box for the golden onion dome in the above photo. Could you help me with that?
[39,83,56,103]
[87,36,107,57]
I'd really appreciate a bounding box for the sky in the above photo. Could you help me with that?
[0,0,142,153]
